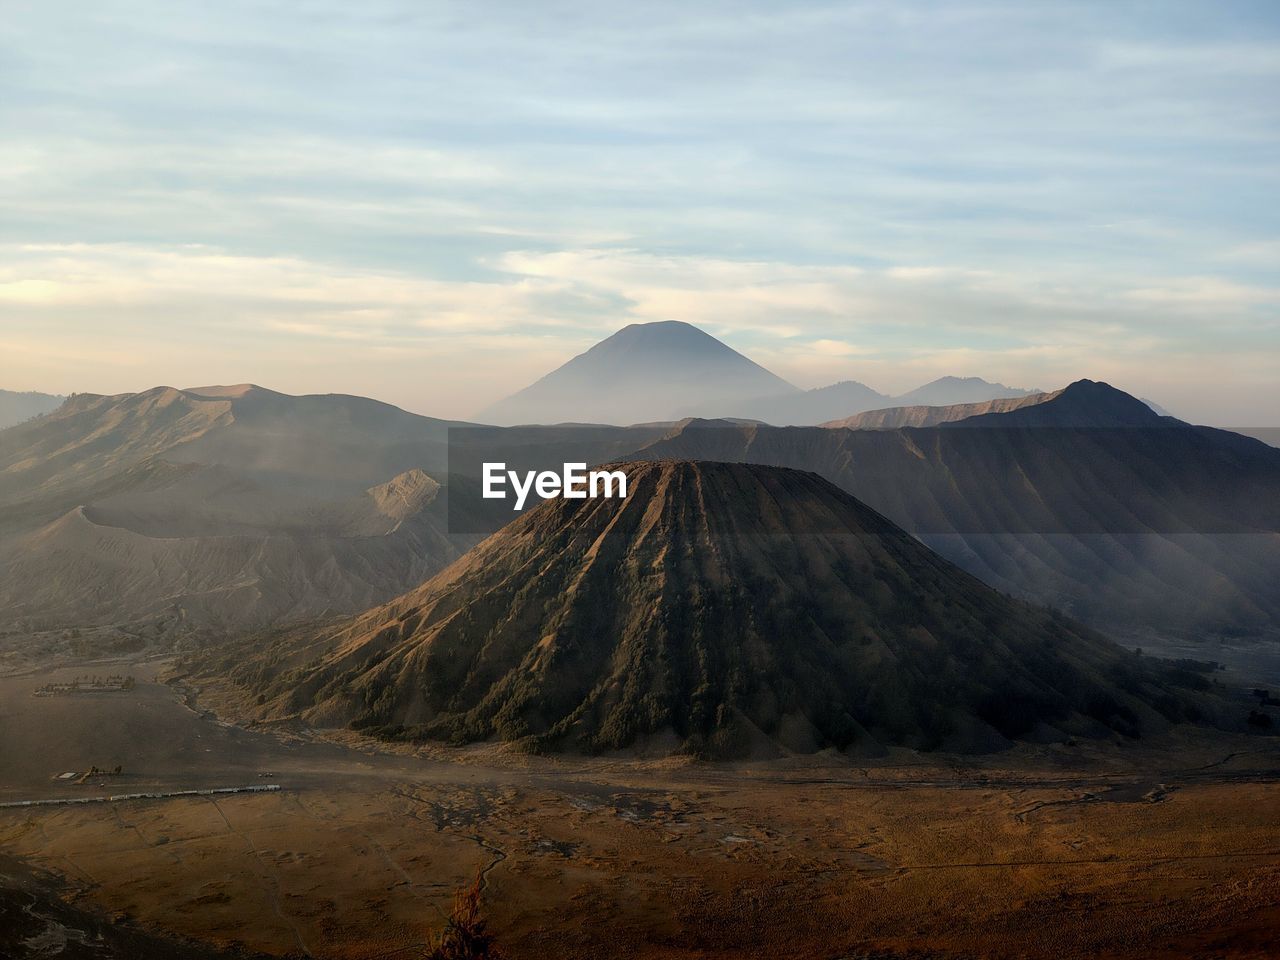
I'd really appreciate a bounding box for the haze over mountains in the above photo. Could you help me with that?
[477,320,797,425]
[0,385,476,649]
[823,391,1059,429]
[2,321,1276,663]
[0,384,448,512]
[643,381,1280,635]
[729,379,891,425]
[477,320,1041,426]
[894,376,1038,407]
[1231,428,1280,449]
[731,375,1041,426]
[213,460,1210,757]
[0,389,64,430]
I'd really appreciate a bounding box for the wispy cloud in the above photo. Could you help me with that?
[4,239,1274,420]
[1,1,1277,422]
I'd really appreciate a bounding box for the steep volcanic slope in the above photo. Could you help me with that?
[476,321,797,425]
[225,461,1205,757]
[639,382,1280,634]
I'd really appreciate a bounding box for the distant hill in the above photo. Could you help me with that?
[824,384,1197,431]
[0,384,461,521]
[638,381,1280,634]
[477,321,797,426]
[728,380,892,425]
[476,322,1051,426]
[892,376,1039,407]
[0,389,64,430]
[946,379,1179,428]
[211,460,1208,756]
[718,375,1046,426]
[823,391,1058,429]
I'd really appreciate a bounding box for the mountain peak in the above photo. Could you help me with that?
[477,321,796,426]
[948,379,1175,428]
[366,468,440,521]
[611,318,708,338]
[893,376,1039,408]
[182,383,270,399]
[577,320,755,363]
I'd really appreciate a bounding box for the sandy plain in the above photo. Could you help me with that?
[0,657,1278,959]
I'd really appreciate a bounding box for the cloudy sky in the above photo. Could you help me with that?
[2,1,1277,423]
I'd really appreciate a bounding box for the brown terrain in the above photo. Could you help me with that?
[2,456,1277,958]
[0,657,1277,959]
[0,384,678,662]
[0,386,470,655]
[2,354,1277,958]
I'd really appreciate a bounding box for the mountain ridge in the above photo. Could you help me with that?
[942,379,1177,428]
[894,375,1039,407]
[823,391,1060,429]
[635,382,1280,633]
[0,387,480,651]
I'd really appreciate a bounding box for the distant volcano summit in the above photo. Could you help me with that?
[477,320,796,425]
[237,460,1204,757]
